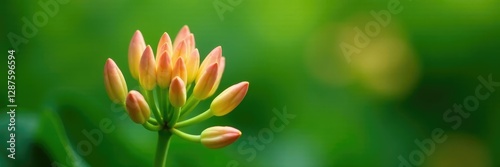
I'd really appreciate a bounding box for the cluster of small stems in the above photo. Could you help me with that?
[104,25,249,166]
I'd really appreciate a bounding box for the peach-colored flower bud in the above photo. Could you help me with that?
[197,46,222,81]
[172,57,187,84]
[172,40,188,62]
[156,32,173,62]
[128,30,146,79]
[201,126,241,149]
[193,63,219,100]
[156,51,172,89]
[125,90,151,124]
[139,45,157,90]
[208,57,225,97]
[173,25,191,49]
[210,82,249,116]
[185,33,196,51]
[186,49,200,85]
[104,58,128,104]
[169,77,187,108]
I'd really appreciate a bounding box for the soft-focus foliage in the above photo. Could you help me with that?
[1,0,500,166]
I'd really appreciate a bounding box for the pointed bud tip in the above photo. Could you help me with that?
[240,81,249,87]
[105,58,115,67]
[213,46,222,55]
[132,30,143,40]
[182,25,190,31]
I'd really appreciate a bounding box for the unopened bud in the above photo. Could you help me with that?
[201,126,241,149]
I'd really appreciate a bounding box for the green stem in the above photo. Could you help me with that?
[143,121,162,131]
[175,109,213,128]
[146,90,164,125]
[161,89,171,122]
[186,83,193,95]
[148,117,159,125]
[171,128,200,142]
[167,107,180,128]
[179,96,200,119]
[159,89,163,117]
[155,130,172,167]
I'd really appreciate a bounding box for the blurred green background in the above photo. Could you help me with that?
[1,0,500,166]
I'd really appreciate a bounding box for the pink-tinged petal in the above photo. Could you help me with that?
[156,32,173,62]
[104,58,128,104]
[172,57,187,84]
[201,126,241,149]
[193,63,219,100]
[125,90,151,124]
[197,46,222,81]
[156,51,172,89]
[208,57,225,97]
[173,25,191,49]
[139,45,157,90]
[185,33,196,51]
[210,82,249,116]
[128,30,146,79]
[186,48,200,85]
[172,40,188,62]
[169,77,187,108]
